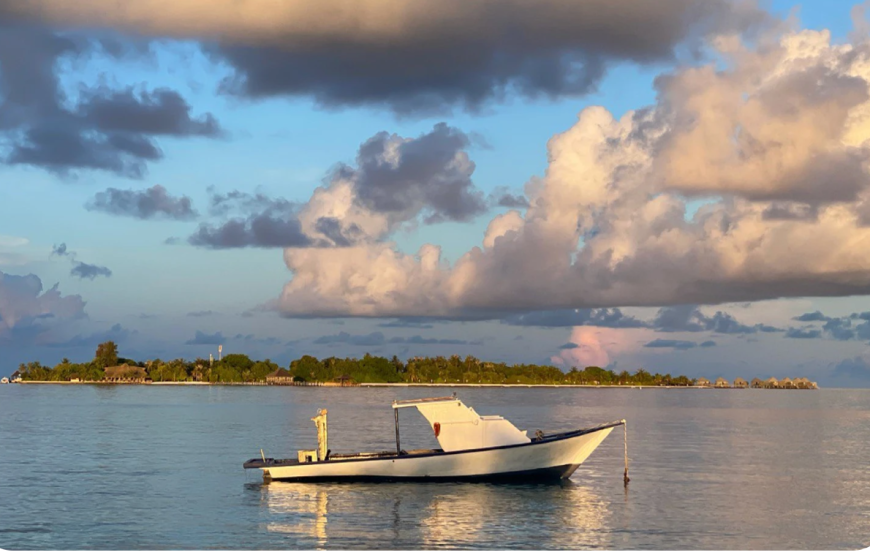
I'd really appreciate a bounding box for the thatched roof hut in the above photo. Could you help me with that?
[104,364,147,382]
[266,369,294,384]
[715,377,730,388]
[696,377,711,387]
[335,374,355,386]
[751,378,764,388]
[733,377,748,388]
[780,377,795,389]
[765,377,779,388]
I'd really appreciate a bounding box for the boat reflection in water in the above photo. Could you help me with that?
[255,478,614,549]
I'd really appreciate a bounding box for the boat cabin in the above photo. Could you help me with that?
[392,396,530,453]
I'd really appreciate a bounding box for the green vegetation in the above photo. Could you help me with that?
[13,341,695,386]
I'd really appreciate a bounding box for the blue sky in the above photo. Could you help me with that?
[2,0,870,386]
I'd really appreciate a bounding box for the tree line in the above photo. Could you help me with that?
[13,341,696,386]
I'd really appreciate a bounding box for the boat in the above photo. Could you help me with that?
[0,377,8,384]
[243,395,629,483]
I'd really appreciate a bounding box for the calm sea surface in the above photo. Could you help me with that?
[0,385,868,550]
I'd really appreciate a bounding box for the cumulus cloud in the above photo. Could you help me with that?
[185,330,226,345]
[275,27,870,318]
[191,124,484,248]
[0,0,768,115]
[0,270,86,340]
[0,25,221,177]
[831,354,870,385]
[550,326,629,368]
[86,184,198,220]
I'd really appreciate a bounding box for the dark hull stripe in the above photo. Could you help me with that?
[266,464,581,484]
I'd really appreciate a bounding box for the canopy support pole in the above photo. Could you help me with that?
[394,407,401,455]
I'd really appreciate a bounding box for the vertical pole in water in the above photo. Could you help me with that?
[394,407,401,455]
[622,419,630,485]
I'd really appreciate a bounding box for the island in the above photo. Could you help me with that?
[7,341,818,389]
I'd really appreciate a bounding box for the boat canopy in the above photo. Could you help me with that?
[392,396,530,452]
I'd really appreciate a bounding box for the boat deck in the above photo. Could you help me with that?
[243,448,445,469]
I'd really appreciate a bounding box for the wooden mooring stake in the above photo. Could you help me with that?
[621,419,630,486]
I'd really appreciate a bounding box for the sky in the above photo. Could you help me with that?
[2,0,870,386]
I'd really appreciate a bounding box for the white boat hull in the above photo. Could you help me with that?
[247,423,619,483]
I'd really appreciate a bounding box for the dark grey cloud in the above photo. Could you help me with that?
[823,318,855,341]
[86,184,198,220]
[784,327,822,339]
[192,124,486,249]
[644,339,697,350]
[794,310,830,322]
[377,318,435,329]
[0,25,221,177]
[501,308,648,328]
[207,188,297,217]
[789,310,870,341]
[233,333,281,346]
[348,123,486,223]
[699,340,716,347]
[202,0,766,116]
[652,305,781,334]
[185,330,226,345]
[50,243,69,257]
[70,261,112,280]
[558,342,579,349]
[189,213,312,249]
[488,187,529,209]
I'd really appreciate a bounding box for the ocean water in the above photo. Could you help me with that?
[0,384,868,550]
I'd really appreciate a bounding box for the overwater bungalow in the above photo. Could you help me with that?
[715,377,730,388]
[733,377,748,388]
[335,374,355,387]
[765,377,779,389]
[696,377,711,387]
[266,369,295,385]
[780,377,795,389]
[751,378,764,388]
[103,364,148,383]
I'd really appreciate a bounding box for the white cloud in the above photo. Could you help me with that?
[275,27,870,318]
